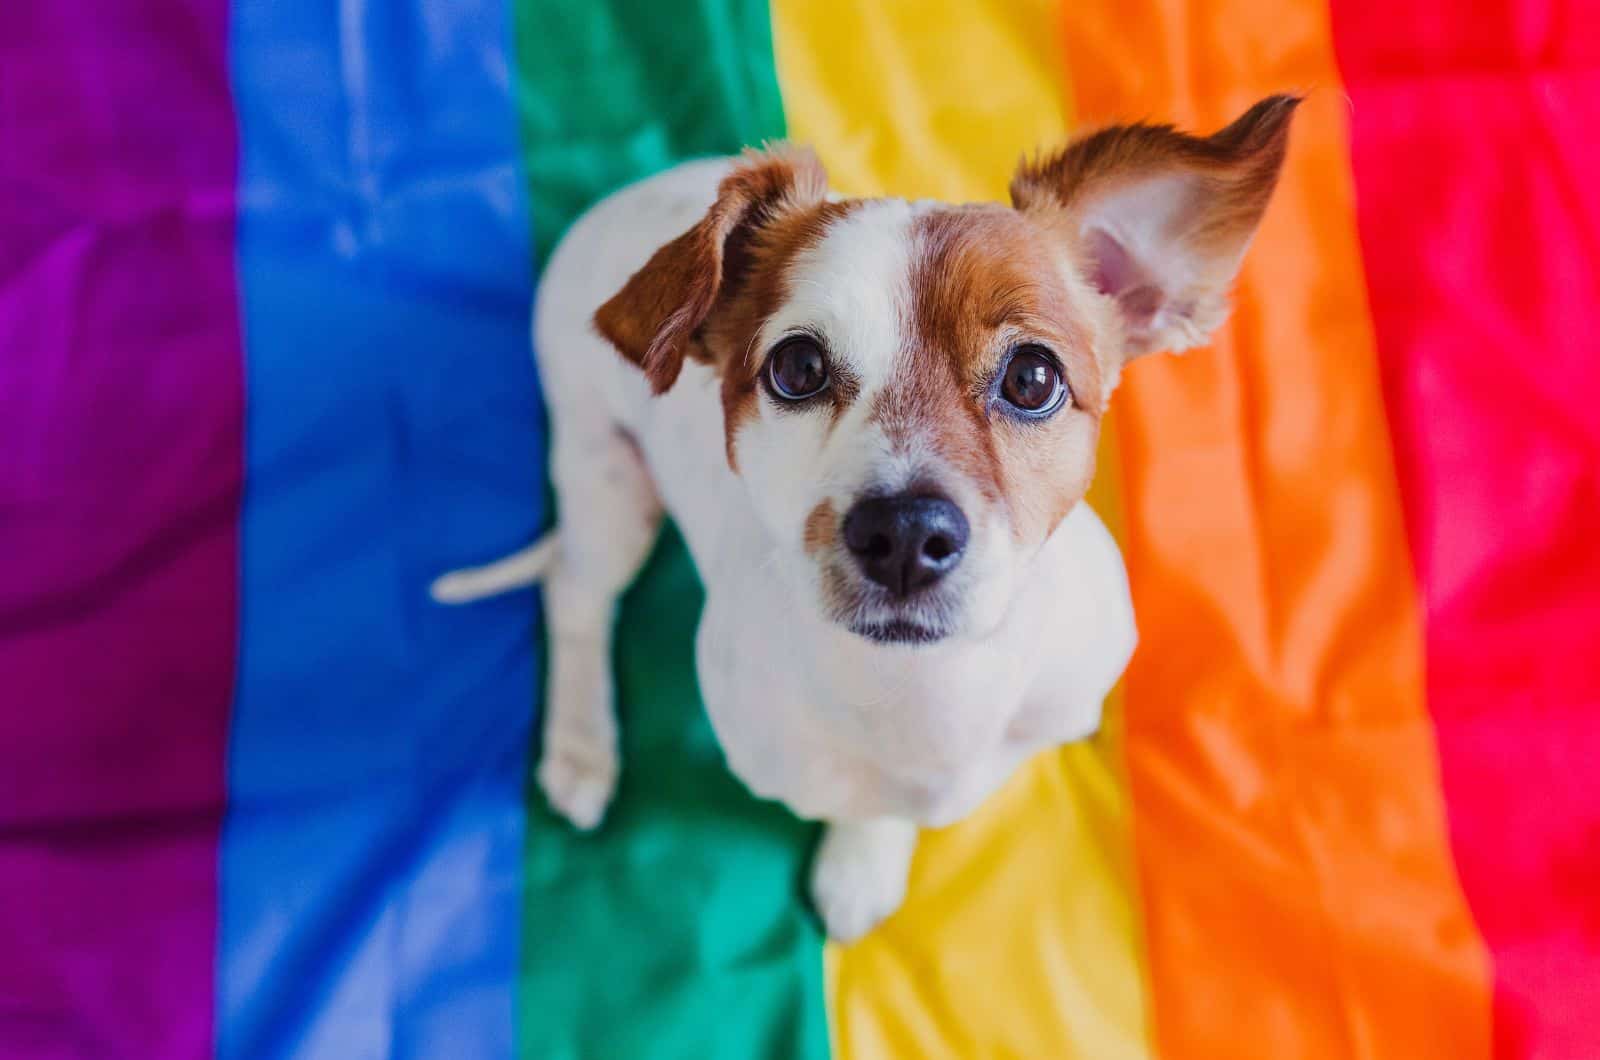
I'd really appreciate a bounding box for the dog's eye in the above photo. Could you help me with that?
[999,346,1068,415]
[766,337,830,401]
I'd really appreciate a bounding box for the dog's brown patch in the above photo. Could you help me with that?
[593,145,830,395]
[591,146,877,469]
[864,206,1107,544]
[704,199,864,469]
[803,499,837,556]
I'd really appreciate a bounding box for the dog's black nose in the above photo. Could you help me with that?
[842,494,969,597]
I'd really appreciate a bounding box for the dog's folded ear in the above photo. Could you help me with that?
[594,145,829,395]
[1011,94,1300,363]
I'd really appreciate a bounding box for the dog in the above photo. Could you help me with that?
[433,96,1298,941]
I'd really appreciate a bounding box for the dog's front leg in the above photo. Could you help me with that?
[538,427,662,830]
[810,818,919,941]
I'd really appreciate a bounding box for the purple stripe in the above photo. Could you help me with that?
[0,4,240,1058]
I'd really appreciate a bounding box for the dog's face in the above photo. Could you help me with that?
[597,97,1297,646]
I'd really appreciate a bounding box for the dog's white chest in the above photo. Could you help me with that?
[688,495,1130,825]
[695,596,1021,822]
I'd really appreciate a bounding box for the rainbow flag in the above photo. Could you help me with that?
[2,0,1596,1057]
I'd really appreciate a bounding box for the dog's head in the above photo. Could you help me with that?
[595,96,1298,646]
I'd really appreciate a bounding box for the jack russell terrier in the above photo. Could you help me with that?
[434,96,1299,941]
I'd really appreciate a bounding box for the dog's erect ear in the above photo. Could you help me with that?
[1011,94,1299,363]
[593,145,829,395]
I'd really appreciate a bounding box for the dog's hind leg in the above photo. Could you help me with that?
[538,425,662,830]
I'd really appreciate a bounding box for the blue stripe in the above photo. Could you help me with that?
[222,2,541,1056]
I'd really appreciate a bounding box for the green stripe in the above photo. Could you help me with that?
[511,4,829,1058]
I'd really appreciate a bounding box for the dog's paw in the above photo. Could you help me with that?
[809,819,919,942]
[537,739,618,831]
[540,627,619,831]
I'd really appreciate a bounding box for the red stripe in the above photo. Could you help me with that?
[1331,4,1600,1055]
[0,3,240,1057]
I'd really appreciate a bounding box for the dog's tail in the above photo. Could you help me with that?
[430,533,559,604]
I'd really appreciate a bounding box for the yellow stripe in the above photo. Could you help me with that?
[771,3,1151,1056]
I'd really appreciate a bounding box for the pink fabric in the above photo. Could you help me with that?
[0,3,240,1057]
[1333,1,1600,1055]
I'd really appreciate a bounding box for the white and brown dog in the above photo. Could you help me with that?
[435,96,1298,940]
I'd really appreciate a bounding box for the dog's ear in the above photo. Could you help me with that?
[593,146,829,395]
[1011,94,1299,364]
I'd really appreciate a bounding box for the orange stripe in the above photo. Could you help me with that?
[1056,2,1495,1057]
